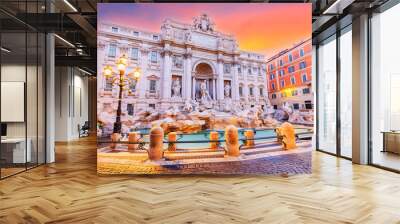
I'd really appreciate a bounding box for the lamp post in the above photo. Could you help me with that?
[103,54,141,135]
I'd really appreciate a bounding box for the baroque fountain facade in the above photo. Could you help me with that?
[97,14,311,136]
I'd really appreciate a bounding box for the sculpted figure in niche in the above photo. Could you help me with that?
[199,80,212,108]
[224,83,231,98]
[172,79,181,98]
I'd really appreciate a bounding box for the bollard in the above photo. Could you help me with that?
[209,131,219,150]
[111,133,121,149]
[167,132,177,151]
[225,125,240,157]
[148,126,164,160]
[276,122,296,150]
[128,132,140,151]
[244,130,255,147]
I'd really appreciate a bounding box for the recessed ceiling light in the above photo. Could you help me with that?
[63,0,78,12]
[54,34,75,48]
[1,47,11,53]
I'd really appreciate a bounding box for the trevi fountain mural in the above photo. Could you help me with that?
[97,3,313,175]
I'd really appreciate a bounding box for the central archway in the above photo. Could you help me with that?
[192,62,217,101]
[195,63,213,77]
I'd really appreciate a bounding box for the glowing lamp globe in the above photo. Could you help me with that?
[133,68,141,79]
[117,63,126,72]
[103,66,113,78]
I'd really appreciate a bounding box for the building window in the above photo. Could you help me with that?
[105,78,113,91]
[269,64,273,71]
[300,49,304,57]
[302,88,310,94]
[249,87,254,96]
[238,65,242,73]
[259,88,263,96]
[271,83,275,90]
[153,35,159,41]
[111,27,118,33]
[239,86,243,96]
[149,80,157,93]
[270,73,275,80]
[272,93,276,99]
[291,76,296,85]
[248,67,251,75]
[302,73,308,82]
[304,100,312,109]
[108,44,116,57]
[288,66,295,73]
[149,104,156,109]
[292,90,298,96]
[279,59,283,66]
[273,105,278,109]
[293,103,300,110]
[127,104,134,116]
[288,54,293,62]
[279,69,285,76]
[133,31,139,37]
[299,61,307,69]
[281,80,285,87]
[224,64,231,73]
[150,51,157,63]
[131,48,139,60]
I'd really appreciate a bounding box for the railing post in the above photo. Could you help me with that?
[168,132,177,151]
[128,132,140,151]
[244,130,255,147]
[111,133,121,149]
[225,125,240,157]
[209,131,219,150]
[276,122,296,150]
[148,126,164,160]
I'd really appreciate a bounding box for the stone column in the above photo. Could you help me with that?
[192,77,196,99]
[139,48,149,99]
[161,47,172,101]
[243,68,249,101]
[212,78,216,100]
[184,49,192,100]
[217,55,224,101]
[232,61,240,102]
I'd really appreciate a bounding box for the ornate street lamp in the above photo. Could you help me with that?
[103,54,141,136]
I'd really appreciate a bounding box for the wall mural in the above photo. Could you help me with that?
[97,3,313,175]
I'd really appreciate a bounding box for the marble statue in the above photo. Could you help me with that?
[198,80,213,109]
[183,99,193,113]
[172,79,181,98]
[224,83,231,98]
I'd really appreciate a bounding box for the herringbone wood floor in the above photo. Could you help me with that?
[1,136,400,224]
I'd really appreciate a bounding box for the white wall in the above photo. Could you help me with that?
[54,67,89,141]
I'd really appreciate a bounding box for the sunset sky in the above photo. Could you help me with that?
[98,3,311,58]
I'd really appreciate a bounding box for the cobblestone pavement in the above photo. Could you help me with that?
[98,151,312,175]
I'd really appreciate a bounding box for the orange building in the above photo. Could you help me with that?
[266,39,313,111]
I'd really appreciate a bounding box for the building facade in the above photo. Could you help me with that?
[266,39,313,111]
[97,14,268,120]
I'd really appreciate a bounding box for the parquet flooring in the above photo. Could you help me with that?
[1,136,400,223]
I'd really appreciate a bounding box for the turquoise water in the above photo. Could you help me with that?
[136,128,310,150]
